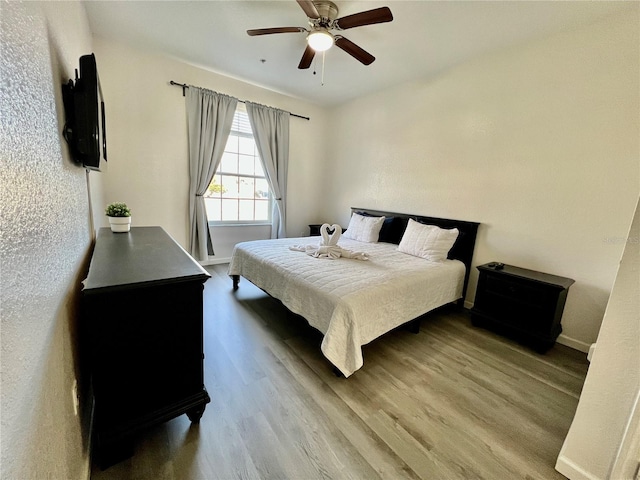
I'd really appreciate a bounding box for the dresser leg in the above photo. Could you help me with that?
[406,318,420,334]
[534,340,555,354]
[186,404,206,423]
[471,315,487,328]
[97,439,134,470]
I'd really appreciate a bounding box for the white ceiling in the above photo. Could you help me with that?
[84,1,630,107]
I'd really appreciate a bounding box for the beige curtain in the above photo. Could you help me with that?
[186,86,238,260]
[245,102,290,239]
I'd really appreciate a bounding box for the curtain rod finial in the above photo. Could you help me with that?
[170,80,187,96]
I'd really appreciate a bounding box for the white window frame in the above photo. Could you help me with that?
[205,105,272,226]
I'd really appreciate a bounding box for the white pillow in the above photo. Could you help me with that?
[398,218,459,262]
[342,213,385,243]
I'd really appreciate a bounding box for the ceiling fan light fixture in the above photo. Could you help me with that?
[307,30,334,52]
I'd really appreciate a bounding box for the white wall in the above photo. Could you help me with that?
[207,224,271,263]
[323,10,639,350]
[0,2,102,478]
[556,196,639,480]
[92,38,329,256]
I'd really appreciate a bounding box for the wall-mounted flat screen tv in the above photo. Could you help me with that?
[62,53,107,171]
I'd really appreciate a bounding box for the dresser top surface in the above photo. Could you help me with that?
[83,227,210,292]
[477,262,575,289]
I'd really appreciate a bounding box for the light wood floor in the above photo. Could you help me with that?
[91,264,588,480]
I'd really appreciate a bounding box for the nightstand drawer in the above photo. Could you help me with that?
[475,290,550,333]
[484,274,552,309]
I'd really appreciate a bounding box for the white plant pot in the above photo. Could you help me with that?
[108,216,131,233]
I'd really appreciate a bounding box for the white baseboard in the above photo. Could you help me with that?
[555,455,601,480]
[557,334,591,353]
[200,257,231,266]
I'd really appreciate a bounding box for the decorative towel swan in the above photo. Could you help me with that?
[289,223,368,260]
[321,224,342,246]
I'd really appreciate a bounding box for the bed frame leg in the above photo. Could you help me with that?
[332,366,345,378]
[232,275,240,291]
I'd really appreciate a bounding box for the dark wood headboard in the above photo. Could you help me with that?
[351,207,480,301]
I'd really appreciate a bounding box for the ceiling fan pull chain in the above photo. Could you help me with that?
[322,50,326,86]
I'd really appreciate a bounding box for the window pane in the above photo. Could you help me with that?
[238,136,254,155]
[255,178,269,199]
[238,177,254,198]
[255,159,265,177]
[225,134,238,153]
[221,199,238,221]
[255,200,269,221]
[238,154,254,175]
[238,200,254,221]
[206,174,224,198]
[220,175,238,198]
[220,152,238,174]
[204,198,221,221]
[235,111,253,135]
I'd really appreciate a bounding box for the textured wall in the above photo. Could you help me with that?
[0,2,97,478]
[323,9,639,350]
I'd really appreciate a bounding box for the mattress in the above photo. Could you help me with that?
[228,236,465,377]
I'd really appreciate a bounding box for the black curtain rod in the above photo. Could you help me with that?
[169,81,310,121]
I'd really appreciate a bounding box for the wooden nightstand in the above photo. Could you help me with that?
[470,262,574,352]
[308,224,323,236]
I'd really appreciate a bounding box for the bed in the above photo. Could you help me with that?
[228,208,479,377]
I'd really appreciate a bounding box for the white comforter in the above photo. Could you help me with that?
[228,237,465,377]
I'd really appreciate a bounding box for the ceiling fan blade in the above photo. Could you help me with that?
[335,6,393,30]
[335,36,375,65]
[298,45,316,69]
[297,0,320,19]
[247,27,304,36]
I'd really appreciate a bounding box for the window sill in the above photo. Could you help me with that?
[208,222,271,227]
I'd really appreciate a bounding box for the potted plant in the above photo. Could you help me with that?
[105,202,132,232]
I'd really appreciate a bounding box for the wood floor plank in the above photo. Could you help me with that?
[91,265,588,479]
[367,327,578,472]
[261,341,418,480]
[366,408,454,479]
[237,411,308,479]
[428,315,588,390]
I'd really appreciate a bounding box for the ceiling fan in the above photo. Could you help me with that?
[247,0,393,69]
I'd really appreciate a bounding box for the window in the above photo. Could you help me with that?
[204,106,270,223]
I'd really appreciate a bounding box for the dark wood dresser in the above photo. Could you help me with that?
[82,226,211,467]
[470,262,574,352]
